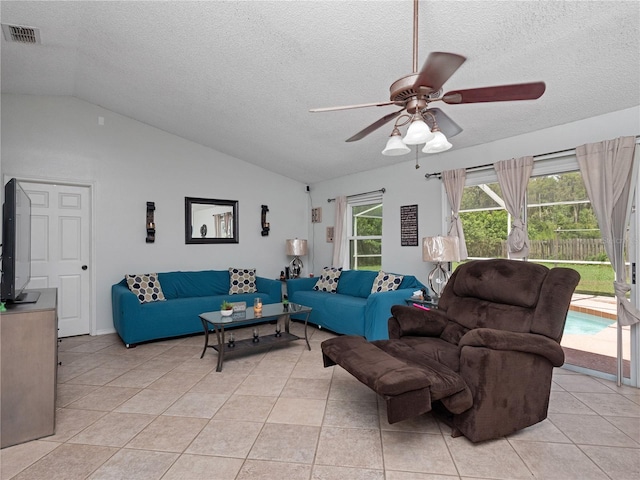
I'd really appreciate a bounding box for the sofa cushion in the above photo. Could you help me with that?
[125,273,166,303]
[229,268,257,294]
[336,270,378,298]
[159,271,229,298]
[313,267,342,293]
[371,271,404,293]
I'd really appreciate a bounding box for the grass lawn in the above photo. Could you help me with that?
[534,262,615,296]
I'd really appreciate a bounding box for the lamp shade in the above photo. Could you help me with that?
[403,118,434,145]
[422,236,460,262]
[422,131,452,153]
[286,238,308,256]
[382,134,411,156]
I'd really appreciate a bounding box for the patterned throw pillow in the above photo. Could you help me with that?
[125,273,166,303]
[371,271,404,293]
[229,268,257,294]
[313,267,342,293]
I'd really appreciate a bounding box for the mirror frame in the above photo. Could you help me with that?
[185,197,239,244]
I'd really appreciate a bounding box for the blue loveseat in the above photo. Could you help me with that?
[286,270,425,341]
[112,270,282,347]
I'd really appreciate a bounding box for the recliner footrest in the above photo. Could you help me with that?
[322,335,470,424]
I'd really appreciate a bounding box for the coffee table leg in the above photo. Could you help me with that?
[200,318,209,359]
[303,312,311,350]
[214,325,225,372]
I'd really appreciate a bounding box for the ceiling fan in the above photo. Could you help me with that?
[310,0,545,154]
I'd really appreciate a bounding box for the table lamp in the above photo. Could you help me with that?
[286,238,308,278]
[422,236,460,298]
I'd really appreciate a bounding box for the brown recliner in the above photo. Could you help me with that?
[322,259,580,442]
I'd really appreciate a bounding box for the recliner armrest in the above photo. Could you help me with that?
[388,305,448,339]
[458,328,564,366]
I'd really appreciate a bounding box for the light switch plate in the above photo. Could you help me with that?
[326,226,334,242]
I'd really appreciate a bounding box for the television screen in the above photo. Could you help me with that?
[1,178,33,302]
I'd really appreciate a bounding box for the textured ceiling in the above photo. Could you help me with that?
[1,1,639,183]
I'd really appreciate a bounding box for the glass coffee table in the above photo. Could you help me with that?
[199,302,312,372]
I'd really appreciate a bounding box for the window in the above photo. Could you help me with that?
[347,198,382,270]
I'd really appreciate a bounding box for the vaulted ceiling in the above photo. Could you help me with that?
[1,1,639,183]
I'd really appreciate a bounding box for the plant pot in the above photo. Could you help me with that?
[221,309,233,317]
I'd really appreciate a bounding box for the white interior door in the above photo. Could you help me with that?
[23,182,92,337]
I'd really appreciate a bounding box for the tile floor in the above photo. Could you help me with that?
[1,323,639,480]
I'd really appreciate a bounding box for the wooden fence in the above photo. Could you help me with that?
[468,238,607,261]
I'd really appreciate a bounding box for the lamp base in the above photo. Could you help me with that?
[428,262,450,298]
[289,257,303,278]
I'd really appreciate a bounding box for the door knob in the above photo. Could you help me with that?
[82,265,88,270]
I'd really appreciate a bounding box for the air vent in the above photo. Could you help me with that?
[2,24,41,44]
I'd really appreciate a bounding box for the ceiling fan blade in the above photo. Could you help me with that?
[346,108,405,142]
[310,101,399,113]
[423,108,463,138]
[413,52,466,93]
[442,82,546,104]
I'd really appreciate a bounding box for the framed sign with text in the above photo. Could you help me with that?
[400,204,418,246]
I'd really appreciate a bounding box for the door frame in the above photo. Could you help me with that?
[2,174,96,336]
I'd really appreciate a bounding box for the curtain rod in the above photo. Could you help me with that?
[328,188,386,203]
[424,135,640,180]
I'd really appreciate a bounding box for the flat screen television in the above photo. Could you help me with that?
[1,178,39,304]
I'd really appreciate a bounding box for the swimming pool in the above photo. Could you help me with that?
[564,310,614,335]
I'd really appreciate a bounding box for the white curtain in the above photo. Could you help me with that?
[442,169,468,260]
[331,196,348,269]
[576,136,639,384]
[494,156,534,259]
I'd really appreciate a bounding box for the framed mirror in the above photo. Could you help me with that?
[185,197,239,244]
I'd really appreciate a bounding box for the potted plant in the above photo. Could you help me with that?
[220,301,234,316]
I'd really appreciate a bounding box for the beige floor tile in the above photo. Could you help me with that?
[281,377,331,399]
[157,345,203,359]
[171,357,217,375]
[0,440,60,480]
[57,363,97,383]
[137,355,184,373]
[161,454,244,480]
[290,360,335,380]
[553,374,617,393]
[604,415,640,443]
[580,444,640,480]
[248,423,320,464]
[67,385,140,411]
[251,356,296,377]
[125,415,207,452]
[214,394,277,422]
[445,435,532,479]
[190,372,246,394]
[236,459,312,480]
[163,391,229,418]
[113,388,182,415]
[382,431,457,476]
[510,441,609,479]
[315,427,384,469]
[506,418,571,443]
[186,419,263,457]
[235,374,288,396]
[98,353,147,370]
[573,392,640,417]
[10,444,117,480]
[548,391,598,415]
[385,473,460,480]
[328,377,378,403]
[45,408,107,443]
[56,383,99,407]
[311,464,385,480]
[549,413,640,447]
[146,370,206,392]
[324,399,379,429]
[67,412,155,447]
[267,397,327,426]
[87,448,178,480]
[105,368,167,388]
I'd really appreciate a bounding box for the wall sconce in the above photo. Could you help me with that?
[286,238,308,278]
[422,236,460,298]
[146,202,155,243]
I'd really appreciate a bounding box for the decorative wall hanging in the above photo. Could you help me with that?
[261,205,270,236]
[400,204,418,246]
[146,202,155,243]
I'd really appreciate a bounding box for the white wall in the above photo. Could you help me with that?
[1,94,309,334]
[308,106,640,286]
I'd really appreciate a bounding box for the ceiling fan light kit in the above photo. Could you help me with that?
[311,0,546,162]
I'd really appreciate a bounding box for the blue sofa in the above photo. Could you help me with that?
[112,270,282,347]
[286,270,425,341]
